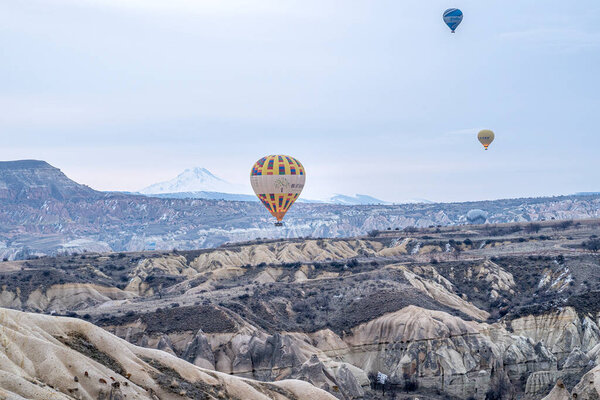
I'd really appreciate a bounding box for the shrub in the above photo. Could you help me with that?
[347,259,359,268]
[557,220,574,230]
[583,239,600,253]
[526,223,541,233]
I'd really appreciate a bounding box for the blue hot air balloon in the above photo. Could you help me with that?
[443,8,463,33]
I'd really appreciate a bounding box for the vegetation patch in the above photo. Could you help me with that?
[565,291,600,317]
[223,269,470,335]
[57,331,125,376]
[142,357,240,400]
[98,305,237,333]
[246,380,299,400]
[141,305,236,334]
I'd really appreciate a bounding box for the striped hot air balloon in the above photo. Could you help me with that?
[443,8,463,33]
[250,155,305,226]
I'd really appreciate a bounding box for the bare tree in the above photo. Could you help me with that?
[583,239,600,253]
[525,223,541,233]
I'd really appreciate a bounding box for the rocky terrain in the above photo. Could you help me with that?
[0,160,599,260]
[0,307,335,399]
[2,219,600,399]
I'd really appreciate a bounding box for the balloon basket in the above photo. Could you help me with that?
[274,222,284,227]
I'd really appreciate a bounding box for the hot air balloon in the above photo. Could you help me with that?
[466,209,488,225]
[477,129,495,150]
[250,155,305,226]
[443,8,463,33]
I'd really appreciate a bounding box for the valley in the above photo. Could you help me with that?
[2,219,600,399]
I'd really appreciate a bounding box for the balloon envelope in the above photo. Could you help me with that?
[477,130,495,150]
[467,209,488,224]
[443,8,463,32]
[250,155,305,222]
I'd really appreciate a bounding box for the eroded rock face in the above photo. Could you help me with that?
[512,308,584,363]
[100,304,598,400]
[572,365,600,399]
[527,371,558,397]
[0,307,337,400]
[5,227,600,399]
[182,329,215,369]
[541,379,571,400]
[0,283,135,312]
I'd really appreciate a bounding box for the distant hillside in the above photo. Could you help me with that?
[0,160,99,202]
[575,192,600,196]
[326,194,431,205]
[145,191,259,202]
[329,194,390,205]
[0,160,598,259]
[142,190,322,203]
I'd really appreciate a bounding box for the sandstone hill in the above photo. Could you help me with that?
[2,219,600,398]
[0,307,335,400]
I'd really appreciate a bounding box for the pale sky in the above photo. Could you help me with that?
[2,0,599,202]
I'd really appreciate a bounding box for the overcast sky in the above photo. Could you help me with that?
[2,0,599,202]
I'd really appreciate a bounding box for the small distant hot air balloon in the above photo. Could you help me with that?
[443,8,463,33]
[251,155,305,226]
[477,129,495,150]
[466,209,488,225]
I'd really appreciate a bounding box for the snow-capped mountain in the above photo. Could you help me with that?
[394,198,434,205]
[140,168,245,195]
[139,168,431,205]
[327,194,432,205]
[328,194,390,205]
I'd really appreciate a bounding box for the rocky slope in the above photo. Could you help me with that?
[2,220,600,399]
[0,307,336,400]
[0,160,98,202]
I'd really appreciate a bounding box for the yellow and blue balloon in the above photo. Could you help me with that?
[250,155,305,225]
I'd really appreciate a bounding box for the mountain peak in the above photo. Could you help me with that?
[182,167,222,180]
[140,167,243,195]
[0,159,98,202]
[0,160,53,170]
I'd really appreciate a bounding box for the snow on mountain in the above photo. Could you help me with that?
[395,198,434,205]
[329,194,390,205]
[139,168,430,205]
[140,168,245,195]
[327,194,432,205]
